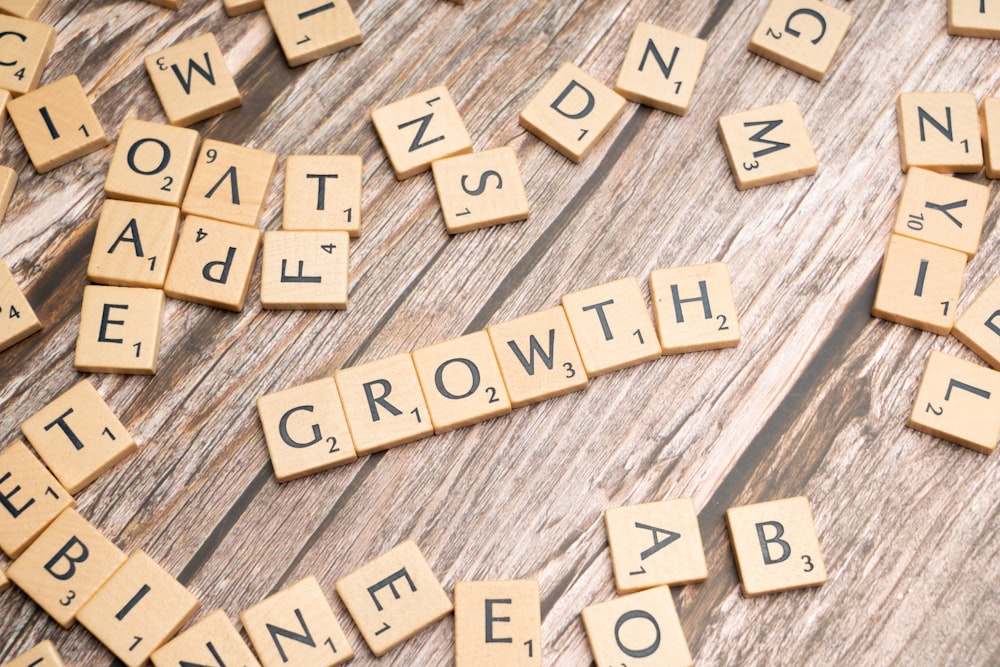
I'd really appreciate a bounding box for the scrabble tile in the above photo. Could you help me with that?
[0,0,49,19]
[256,377,357,482]
[908,350,1000,453]
[981,98,1000,178]
[615,22,707,115]
[21,380,136,493]
[151,609,261,667]
[431,146,530,234]
[74,285,166,375]
[893,167,988,258]
[0,165,16,223]
[224,0,263,16]
[264,0,363,68]
[948,0,1000,37]
[283,155,362,236]
[872,234,966,335]
[3,641,65,667]
[144,33,242,127]
[181,139,278,227]
[649,262,740,354]
[561,276,660,376]
[605,498,708,595]
[580,586,691,667]
[371,85,473,179]
[726,496,827,596]
[0,15,54,95]
[88,200,180,289]
[454,580,540,667]
[163,216,261,311]
[519,62,627,163]
[0,441,73,558]
[1,564,8,592]
[0,258,42,352]
[1,89,10,127]
[412,331,512,434]
[105,120,200,207]
[717,100,817,189]
[897,92,983,173]
[334,354,434,455]
[335,539,452,657]
[748,0,852,81]
[7,508,127,628]
[486,306,588,408]
[260,231,349,310]
[241,576,354,667]
[76,550,199,667]
[6,75,109,173]
[954,275,1000,369]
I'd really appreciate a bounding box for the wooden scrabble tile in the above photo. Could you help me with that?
[3,641,65,667]
[1,564,8,592]
[88,200,180,289]
[454,580,541,667]
[0,15,53,95]
[604,498,708,595]
[0,441,73,558]
[431,147,530,234]
[264,0,363,68]
[519,62,627,163]
[76,550,199,667]
[144,33,242,127]
[908,349,1000,453]
[412,331,512,434]
[283,155,362,236]
[748,0,852,81]
[74,285,166,375]
[649,262,740,354]
[260,231,349,310]
[897,92,983,173]
[1,89,10,127]
[954,275,1000,368]
[726,496,827,596]
[241,576,354,667]
[872,234,967,335]
[717,100,817,189]
[334,354,434,455]
[105,119,200,207]
[371,85,473,179]
[948,0,1000,37]
[151,609,262,667]
[181,139,278,227]
[163,216,261,311]
[893,167,988,257]
[615,22,707,115]
[0,258,42,353]
[335,539,452,657]
[580,586,691,667]
[6,75,109,173]
[487,306,589,408]
[981,98,1000,178]
[561,276,660,376]
[0,0,49,19]
[224,0,263,16]
[7,508,126,628]
[0,165,16,224]
[256,377,357,482]
[21,380,136,494]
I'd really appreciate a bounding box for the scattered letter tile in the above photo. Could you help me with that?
[749,0,852,81]
[104,119,200,207]
[948,0,1000,37]
[717,100,817,189]
[1,89,10,128]
[893,167,988,258]
[454,580,541,667]
[260,230,349,310]
[74,285,166,375]
[224,0,263,16]
[3,641,65,667]
[87,200,181,289]
[431,147,530,234]
[581,586,691,667]
[0,14,54,95]
[649,262,740,354]
[953,275,1000,369]
[0,441,73,558]
[0,166,15,223]
[981,98,1000,178]
[0,258,42,353]
[264,0,362,68]
[283,155,362,236]
[615,22,707,115]
[0,0,49,20]
[151,609,262,667]
[144,33,242,127]
[897,92,982,173]
[1,563,8,592]
[181,139,278,227]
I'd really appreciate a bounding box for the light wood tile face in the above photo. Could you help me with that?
[74,285,166,375]
[260,231,349,310]
[0,14,53,95]
[581,586,692,667]
[87,200,181,289]
[897,92,983,173]
[7,508,126,628]
[144,33,242,127]
[76,551,199,667]
[981,98,1000,179]
[2,641,65,667]
[649,262,740,354]
[335,540,453,658]
[519,62,627,163]
[105,119,200,207]
[0,441,73,558]
[264,0,363,68]
[948,0,1000,37]
[726,496,827,596]
[6,75,109,173]
[0,257,42,353]
[412,331,512,434]
[908,350,1000,453]
[283,155,362,235]
[223,0,263,16]
[454,580,541,667]
[371,85,473,179]
[561,276,660,376]
[151,609,262,667]
[892,167,988,258]
[615,22,707,115]
[872,234,967,335]
[0,0,49,19]
[748,0,852,81]
[0,89,10,128]
[181,139,278,227]
[953,275,1000,369]
[21,380,136,494]
[431,147,529,234]
[717,100,817,189]
[256,377,357,482]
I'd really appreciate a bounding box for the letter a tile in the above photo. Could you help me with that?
[615,22,707,115]
[0,258,43,353]
[181,139,278,227]
[144,33,242,127]
[454,580,541,667]
[0,15,54,95]
[151,609,261,667]
[948,0,1000,37]
[749,0,852,81]
[953,275,1000,369]
[897,92,982,173]
[649,262,740,354]
[581,586,691,667]
[3,641,66,667]
[264,0,363,67]
[0,441,73,558]
[74,285,166,375]
[717,100,817,189]
[87,200,181,289]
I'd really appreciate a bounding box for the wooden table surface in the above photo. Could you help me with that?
[2,0,999,665]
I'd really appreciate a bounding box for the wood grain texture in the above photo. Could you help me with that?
[2,0,999,665]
